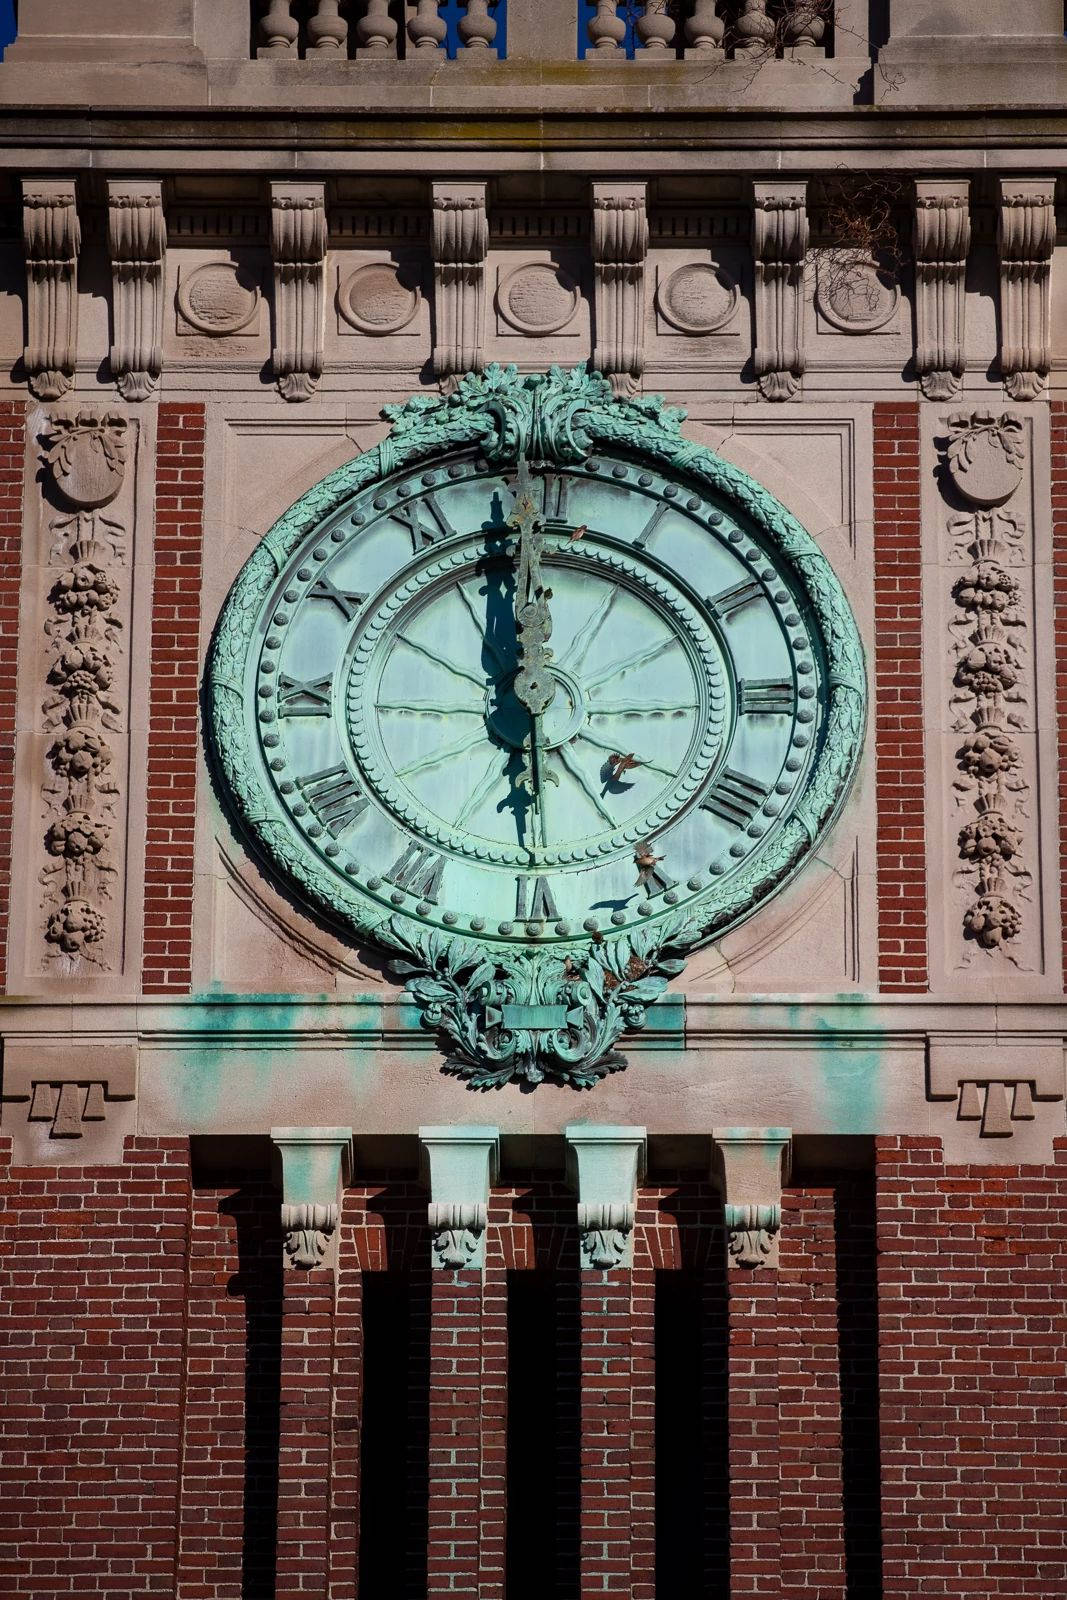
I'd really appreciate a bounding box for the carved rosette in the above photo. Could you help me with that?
[428,1201,488,1270]
[942,411,1032,961]
[591,183,648,398]
[39,410,129,968]
[997,179,1055,403]
[725,1202,781,1269]
[270,182,328,402]
[107,182,166,403]
[281,1202,338,1270]
[22,180,81,402]
[432,182,488,390]
[751,180,808,402]
[913,180,970,401]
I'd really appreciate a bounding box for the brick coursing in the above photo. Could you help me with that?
[0,1138,191,1600]
[873,401,928,991]
[876,1136,1067,1598]
[0,403,25,992]
[1050,403,1067,985]
[143,404,205,994]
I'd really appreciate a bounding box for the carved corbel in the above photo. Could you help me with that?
[913,179,970,401]
[107,181,166,403]
[928,1043,1064,1154]
[565,1124,646,1271]
[713,1126,791,1270]
[751,180,808,402]
[22,180,81,401]
[997,179,1055,402]
[270,182,327,402]
[431,182,488,391]
[0,1042,136,1162]
[591,182,648,398]
[419,1125,499,1270]
[271,1125,353,1269]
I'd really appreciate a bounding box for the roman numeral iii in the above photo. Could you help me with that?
[700,768,771,827]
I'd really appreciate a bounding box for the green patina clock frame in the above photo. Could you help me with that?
[207,365,867,1088]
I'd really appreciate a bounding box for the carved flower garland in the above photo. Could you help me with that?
[944,411,1030,956]
[39,411,127,964]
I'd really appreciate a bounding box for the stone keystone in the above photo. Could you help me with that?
[419,1125,500,1271]
[713,1126,792,1271]
[565,1124,647,1272]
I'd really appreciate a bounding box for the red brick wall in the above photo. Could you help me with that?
[0,1138,191,1600]
[1050,403,1067,984]
[142,404,205,994]
[876,1136,1067,1598]
[0,402,24,993]
[873,401,928,991]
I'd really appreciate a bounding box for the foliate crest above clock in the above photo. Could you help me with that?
[208,365,866,1088]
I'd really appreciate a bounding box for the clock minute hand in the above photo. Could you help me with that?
[508,462,559,842]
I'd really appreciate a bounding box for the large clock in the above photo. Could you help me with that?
[209,367,865,1085]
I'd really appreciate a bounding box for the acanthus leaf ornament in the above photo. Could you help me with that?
[752,180,808,402]
[22,180,81,402]
[913,180,970,401]
[107,182,166,403]
[270,182,327,402]
[997,179,1055,403]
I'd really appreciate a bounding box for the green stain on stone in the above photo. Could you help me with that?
[811,996,883,1134]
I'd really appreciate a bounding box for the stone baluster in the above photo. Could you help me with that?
[636,2,677,51]
[355,0,398,54]
[588,0,626,52]
[458,0,497,50]
[782,0,827,51]
[734,0,775,53]
[256,0,300,56]
[685,0,726,57]
[307,0,349,52]
[408,0,447,50]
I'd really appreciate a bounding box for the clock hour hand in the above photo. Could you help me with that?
[509,460,559,838]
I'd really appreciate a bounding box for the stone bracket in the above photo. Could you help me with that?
[913,178,970,400]
[270,1125,353,1270]
[997,177,1055,402]
[22,178,81,401]
[591,182,648,398]
[419,1124,499,1270]
[431,181,488,390]
[713,1126,792,1271]
[928,1042,1064,1147]
[1,1041,136,1160]
[107,180,166,402]
[270,181,327,402]
[565,1124,646,1271]
[751,180,807,402]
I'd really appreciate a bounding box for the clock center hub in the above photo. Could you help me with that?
[485,665,587,751]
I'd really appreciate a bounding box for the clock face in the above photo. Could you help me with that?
[209,370,865,964]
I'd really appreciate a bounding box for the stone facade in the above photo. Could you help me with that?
[1,6,1067,1598]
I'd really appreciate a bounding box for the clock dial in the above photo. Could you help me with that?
[242,448,828,947]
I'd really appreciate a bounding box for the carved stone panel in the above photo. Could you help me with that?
[495,261,581,337]
[654,260,740,335]
[337,258,422,336]
[924,406,1058,988]
[177,260,263,338]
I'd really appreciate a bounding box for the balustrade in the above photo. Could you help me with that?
[251,1,836,62]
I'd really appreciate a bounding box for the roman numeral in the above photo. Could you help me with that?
[634,501,671,549]
[541,475,569,519]
[384,842,446,904]
[700,768,771,828]
[298,765,369,836]
[709,578,763,618]
[739,678,795,715]
[308,576,367,620]
[392,494,455,553]
[278,674,332,717]
[515,875,559,922]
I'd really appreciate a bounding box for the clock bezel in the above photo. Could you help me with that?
[207,365,867,964]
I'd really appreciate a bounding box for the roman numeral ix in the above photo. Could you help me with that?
[700,768,771,828]
[298,766,369,836]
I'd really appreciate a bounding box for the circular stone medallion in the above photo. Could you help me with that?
[815,258,899,334]
[177,262,261,336]
[656,262,739,335]
[497,263,581,336]
[338,262,421,335]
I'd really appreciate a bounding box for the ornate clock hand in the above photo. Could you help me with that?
[509,459,559,846]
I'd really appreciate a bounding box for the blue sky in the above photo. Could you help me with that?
[0,3,14,55]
